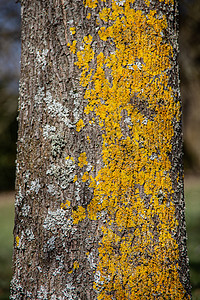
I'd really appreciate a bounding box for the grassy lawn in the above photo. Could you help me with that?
[0,178,199,299]
[0,192,14,300]
[185,176,200,299]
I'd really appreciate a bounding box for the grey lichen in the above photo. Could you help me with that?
[34,87,44,107]
[29,179,41,194]
[25,228,35,241]
[24,171,30,183]
[15,185,24,207]
[74,181,81,202]
[36,49,49,71]
[37,285,48,300]
[52,255,65,277]
[115,0,126,6]
[46,184,57,195]
[16,162,20,174]
[21,204,30,217]
[51,134,66,158]
[43,124,56,140]
[46,158,76,190]
[44,90,74,128]
[10,277,24,300]
[69,89,82,124]
[86,163,92,172]
[18,231,25,250]
[44,236,56,253]
[43,208,74,236]
[87,249,97,270]
[62,282,79,300]
[34,88,74,128]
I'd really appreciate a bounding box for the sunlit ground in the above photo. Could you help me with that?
[0,177,199,299]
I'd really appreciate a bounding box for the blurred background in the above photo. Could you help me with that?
[0,0,199,299]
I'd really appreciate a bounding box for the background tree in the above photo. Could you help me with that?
[179,0,200,171]
[11,0,191,299]
[0,0,20,190]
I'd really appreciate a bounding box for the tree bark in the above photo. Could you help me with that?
[11,0,191,299]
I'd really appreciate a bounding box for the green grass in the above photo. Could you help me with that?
[0,193,14,300]
[0,180,199,299]
[185,178,200,299]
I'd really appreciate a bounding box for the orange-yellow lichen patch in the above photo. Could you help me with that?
[78,152,88,168]
[159,0,174,4]
[83,34,93,45]
[89,175,96,189]
[73,0,188,298]
[82,171,89,182]
[99,7,111,22]
[76,40,94,71]
[67,40,77,54]
[16,236,20,248]
[84,0,98,8]
[73,175,78,182]
[65,156,75,162]
[86,12,91,19]
[144,0,150,6]
[87,135,91,143]
[60,200,71,209]
[76,119,85,132]
[70,27,76,35]
[72,206,86,224]
[73,260,80,269]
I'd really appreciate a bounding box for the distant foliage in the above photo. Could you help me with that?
[0,0,20,190]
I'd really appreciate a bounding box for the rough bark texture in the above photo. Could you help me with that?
[11,0,191,299]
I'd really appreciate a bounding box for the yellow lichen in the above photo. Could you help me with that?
[144,0,150,6]
[87,135,91,143]
[89,175,96,189]
[87,12,91,19]
[159,0,174,4]
[84,0,98,8]
[83,34,93,44]
[16,236,20,248]
[72,0,188,298]
[72,206,86,224]
[78,152,88,168]
[70,27,76,35]
[76,119,85,132]
[82,171,89,182]
[65,156,75,162]
[60,200,71,209]
[99,7,111,22]
[73,175,78,182]
[67,40,77,54]
[73,260,80,269]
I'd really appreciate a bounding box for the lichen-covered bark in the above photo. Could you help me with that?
[11,0,191,299]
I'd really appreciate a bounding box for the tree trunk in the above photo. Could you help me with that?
[11,0,191,299]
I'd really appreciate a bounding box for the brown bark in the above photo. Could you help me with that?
[11,0,191,299]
